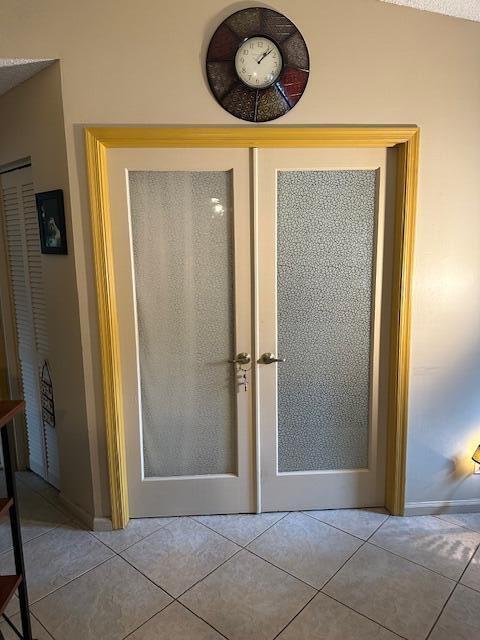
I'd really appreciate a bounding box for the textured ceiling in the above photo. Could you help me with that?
[380,0,480,22]
[0,59,55,97]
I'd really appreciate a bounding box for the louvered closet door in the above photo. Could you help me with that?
[1,166,59,487]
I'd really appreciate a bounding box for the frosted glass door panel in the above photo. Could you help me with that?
[129,171,235,478]
[277,170,377,472]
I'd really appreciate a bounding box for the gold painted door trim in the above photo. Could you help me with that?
[85,126,419,528]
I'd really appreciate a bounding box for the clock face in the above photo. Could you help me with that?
[234,37,282,89]
[206,7,309,122]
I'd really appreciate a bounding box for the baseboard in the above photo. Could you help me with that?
[57,493,113,531]
[404,499,480,516]
[92,517,114,532]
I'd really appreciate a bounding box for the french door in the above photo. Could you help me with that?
[107,146,392,517]
[108,148,254,516]
[256,148,392,511]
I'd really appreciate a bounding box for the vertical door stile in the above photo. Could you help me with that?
[252,147,261,514]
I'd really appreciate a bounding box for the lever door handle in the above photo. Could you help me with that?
[259,352,286,365]
[228,352,251,365]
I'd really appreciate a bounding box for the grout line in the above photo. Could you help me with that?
[320,591,410,640]
[320,539,369,593]
[366,514,391,540]
[120,600,177,640]
[118,552,178,600]
[119,543,238,640]
[301,510,390,543]
[90,517,174,554]
[271,589,319,640]
[177,601,231,639]
[301,511,366,542]
[30,609,58,640]
[113,516,184,552]
[432,513,480,535]
[457,540,480,585]
[175,547,244,599]
[246,512,290,545]
[455,581,480,596]
[188,515,253,547]
[365,539,463,583]
[28,554,115,607]
[244,546,320,591]
[0,522,62,558]
[190,511,289,548]
[425,581,458,640]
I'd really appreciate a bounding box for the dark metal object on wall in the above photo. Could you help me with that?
[206,7,310,122]
[40,361,55,429]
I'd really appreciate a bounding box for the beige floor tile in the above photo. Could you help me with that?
[305,508,389,540]
[17,471,60,504]
[32,556,171,640]
[429,585,480,640]
[248,512,362,588]
[460,546,480,592]
[121,517,239,596]
[277,592,401,640]
[370,515,480,579]
[0,612,53,639]
[192,512,286,546]
[436,512,480,533]
[128,602,224,639]
[180,549,315,640]
[323,543,454,640]
[0,525,113,602]
[92,516,174,552]
[0,484,69,553]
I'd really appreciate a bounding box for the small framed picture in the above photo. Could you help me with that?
[35,190,68,255]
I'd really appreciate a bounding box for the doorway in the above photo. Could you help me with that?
[85,126,419,527]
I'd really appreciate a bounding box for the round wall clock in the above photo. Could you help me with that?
[206,7,309,122]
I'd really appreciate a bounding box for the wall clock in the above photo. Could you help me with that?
[206,7,309,122]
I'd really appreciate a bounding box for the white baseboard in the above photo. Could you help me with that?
[92,517,114,532]
[57,493,113,531]
[404,499,480,516]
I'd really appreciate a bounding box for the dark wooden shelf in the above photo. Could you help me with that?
[0,498,13,519]
[0,399,32,637]
[0,574,21,614]
[0,401,24,430]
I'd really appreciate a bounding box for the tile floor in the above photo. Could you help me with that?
[1,472,480,639]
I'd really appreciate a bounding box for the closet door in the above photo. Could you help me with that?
[1,166,59,487]
[256,148,394,511]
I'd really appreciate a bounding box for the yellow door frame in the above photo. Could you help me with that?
[85,126,419,529]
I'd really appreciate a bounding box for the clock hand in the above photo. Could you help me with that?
[257,48,273,64]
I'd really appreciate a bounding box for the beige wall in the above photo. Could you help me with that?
[0,63,94,516]
[0,0,479,516]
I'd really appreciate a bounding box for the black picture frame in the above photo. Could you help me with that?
[35,189,68,255]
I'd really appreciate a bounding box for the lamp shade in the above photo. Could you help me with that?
[472,445,480,464]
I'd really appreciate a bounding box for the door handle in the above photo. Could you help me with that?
[259,352,286,365]
[228,352,251,365]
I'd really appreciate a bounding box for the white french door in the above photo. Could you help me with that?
[108,148,254,517]
[107,146,392,517]
[256,148,392,511]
